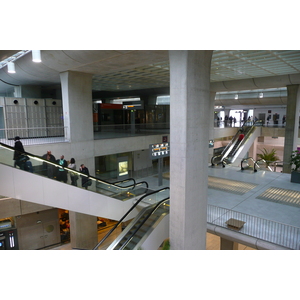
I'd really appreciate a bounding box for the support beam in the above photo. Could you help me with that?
[69,211,98,249]
[169,50,213,250]
[283,85,300,173]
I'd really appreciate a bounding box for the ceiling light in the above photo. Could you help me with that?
[235,94,238,100]
[32,50,41,63]
[259,92,263,98]
[7,62,16,73]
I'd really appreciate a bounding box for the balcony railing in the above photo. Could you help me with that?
[0,127,67,146]
[207,204,300,249]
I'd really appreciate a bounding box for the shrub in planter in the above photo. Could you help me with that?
[290,150,300,183]
[257,148,279,167]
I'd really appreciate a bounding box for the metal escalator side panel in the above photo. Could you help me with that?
[107,199,169,250]
[131,211,169,250]
[106,205,155,250]
[229,126,260,163]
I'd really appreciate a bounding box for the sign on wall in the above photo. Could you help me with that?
[149,142,170,160]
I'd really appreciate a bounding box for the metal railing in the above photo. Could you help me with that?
[93,123,170,139]
[207,204,300,249]
[0,127,67,146]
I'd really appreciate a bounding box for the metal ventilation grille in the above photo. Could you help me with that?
[256,187,300,208]
[208,176,258,195]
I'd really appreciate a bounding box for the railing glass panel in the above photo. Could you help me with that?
[0,142,148,201]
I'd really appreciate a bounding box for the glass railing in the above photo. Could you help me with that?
[93,123,170,139]
[0,142,148,201]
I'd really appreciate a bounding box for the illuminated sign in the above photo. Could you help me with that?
[149,142,170,159]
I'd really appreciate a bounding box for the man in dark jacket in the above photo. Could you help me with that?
[79,164,90,189]
[13,136,25,169]
[42,150,56,178]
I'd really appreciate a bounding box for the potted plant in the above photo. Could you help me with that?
[257,148,279,169]
[290,150,300,183]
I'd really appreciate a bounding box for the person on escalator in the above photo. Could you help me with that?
[56,155,68,183]
[238,129,245,142]
[79,164,91,189]
[13,136,25,169]
[42,150,56,178]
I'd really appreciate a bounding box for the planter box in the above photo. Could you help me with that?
[291,171,300,183]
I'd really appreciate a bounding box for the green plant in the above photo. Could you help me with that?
[162,238,170,250]
[257,148,279,167]
[290,150,300,172]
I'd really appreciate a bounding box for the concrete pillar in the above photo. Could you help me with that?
[209,91,216,161]
[60,71,93,143]
[60,71,95,174]
[220,237,238,250]
[69,211,98,249]
[169,50,213,250]
[283,85,300,173]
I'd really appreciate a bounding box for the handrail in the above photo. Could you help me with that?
[92,187,170,250]
[211,155,225,167]
[241,157,258,172]
[118,197,170,250]
[211,119,263,166]
[0,141,146,193]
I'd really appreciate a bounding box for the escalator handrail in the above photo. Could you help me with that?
[241,157,257,171]
[92,187,170,250]
[0,141,143,192]
[114,179,149,189]
[118,197,170,250]
[228,125,256,158]
[211,119,263,165]
[222,121,259,161]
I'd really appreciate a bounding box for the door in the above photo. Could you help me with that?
[258,113,265,125]
[43,221,60,247]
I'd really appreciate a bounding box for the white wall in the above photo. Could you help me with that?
[0,164,141,221]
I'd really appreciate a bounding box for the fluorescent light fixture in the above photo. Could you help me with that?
[235,94,238,100]
[32,50,41,62]
[7,62,16,73]
[259,92,263,98]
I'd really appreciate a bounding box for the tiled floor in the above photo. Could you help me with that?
[50,163,300,250]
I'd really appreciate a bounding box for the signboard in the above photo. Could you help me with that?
[149,142,170,160]
[100,103,123,110]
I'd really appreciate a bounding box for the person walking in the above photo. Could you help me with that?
[68,158,78,186]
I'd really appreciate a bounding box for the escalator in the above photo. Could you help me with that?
[0,142,148,201]
[93,187,170,250]
[211,120,262,167]
[0,142,151,221]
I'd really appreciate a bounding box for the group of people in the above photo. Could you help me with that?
[42,151,91,189]
[13,136,91,189]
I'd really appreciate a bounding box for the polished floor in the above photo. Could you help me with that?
[49,161,300,250]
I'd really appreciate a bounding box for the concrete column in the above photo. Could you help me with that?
[169,50,213,250]
[220,237,238,250]
[60,71,93,143]
[209,91,216,161]
[283,85,300,173]
[69,211,98,249]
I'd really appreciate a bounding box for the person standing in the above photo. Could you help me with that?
[56,155,68,183]
[68,158,78,186]
[42,150,56,178]
[13,136,25,169]
[79,164,90,189]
